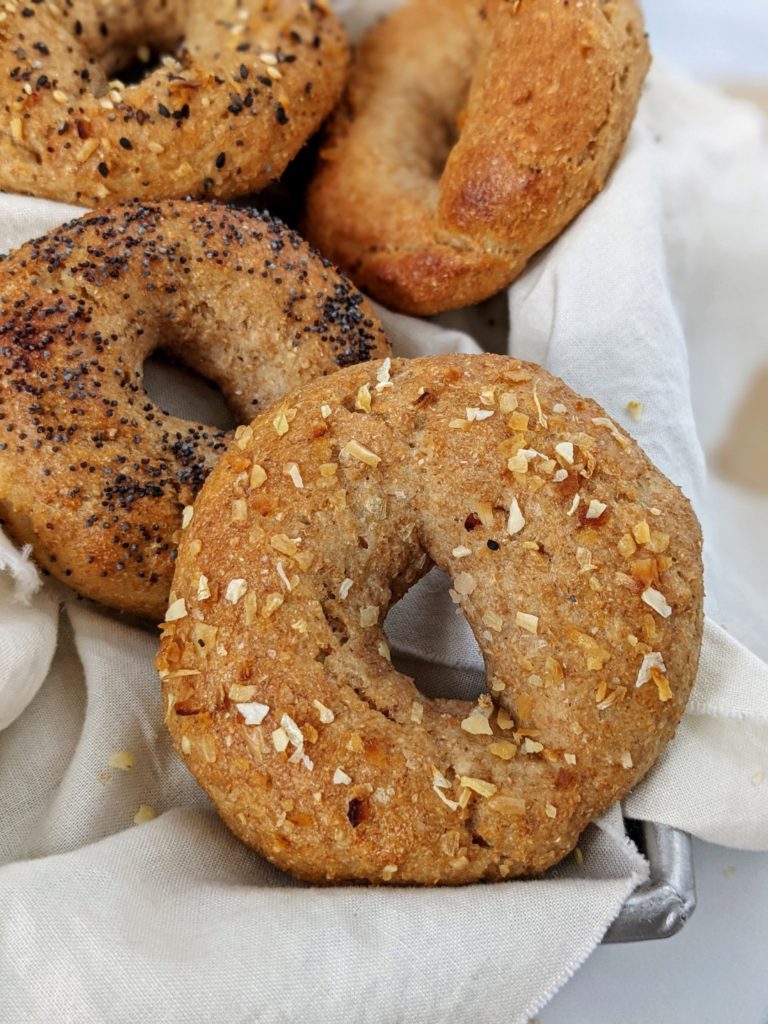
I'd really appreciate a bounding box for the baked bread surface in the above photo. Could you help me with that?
[0,0,349,205]
[159,353,703,884]
[0,200,389,619]
[305,0,651,314]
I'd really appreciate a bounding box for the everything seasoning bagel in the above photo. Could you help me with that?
[0,200,389,620]
[158,354,703,885]
[306,0,651,315]
[0,0,348,205]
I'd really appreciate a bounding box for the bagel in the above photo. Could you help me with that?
[0,0,348,206]
[158,353,703,885]
[305,0,651,315]
[0,199,389,621]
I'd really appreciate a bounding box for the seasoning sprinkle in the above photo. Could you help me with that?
[343,439,381,468]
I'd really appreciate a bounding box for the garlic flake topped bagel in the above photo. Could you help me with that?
[158,354,703,885]
[0,0,348,206]
[0,200,389,620]
[305,0,651,315]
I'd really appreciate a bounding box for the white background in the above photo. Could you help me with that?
[642,0,767,80]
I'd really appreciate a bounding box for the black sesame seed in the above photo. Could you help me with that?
[119,137,132,150]
[97,162,109,178]
[215,152,226,169]
[487,539,500,551]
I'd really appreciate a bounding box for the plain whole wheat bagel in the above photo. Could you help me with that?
[0,0,348,206]
[305,0,651,315]
[158,353,703,885]
[0,199,389,620]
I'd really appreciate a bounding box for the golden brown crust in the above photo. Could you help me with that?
[159,353,703,885]
[0,0,348,206]
[305,0,651,315]
[0,200,389,620]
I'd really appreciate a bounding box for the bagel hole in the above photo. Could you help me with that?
[109,43,168,87]
[253,142,321,229]
[91,17,186,84]
[428,115,463,180]
[143,352,236,431]
[408,71,472,185]
[383,568,486,703]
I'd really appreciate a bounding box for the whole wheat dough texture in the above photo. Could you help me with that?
[0,0,349,206]
[159,353,703,885]
[305,0,650,314]
[0,199,389,620]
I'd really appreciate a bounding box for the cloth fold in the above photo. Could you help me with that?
[0,7,767,1017]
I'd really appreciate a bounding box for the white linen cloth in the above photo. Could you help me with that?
[1,3,767,1015]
